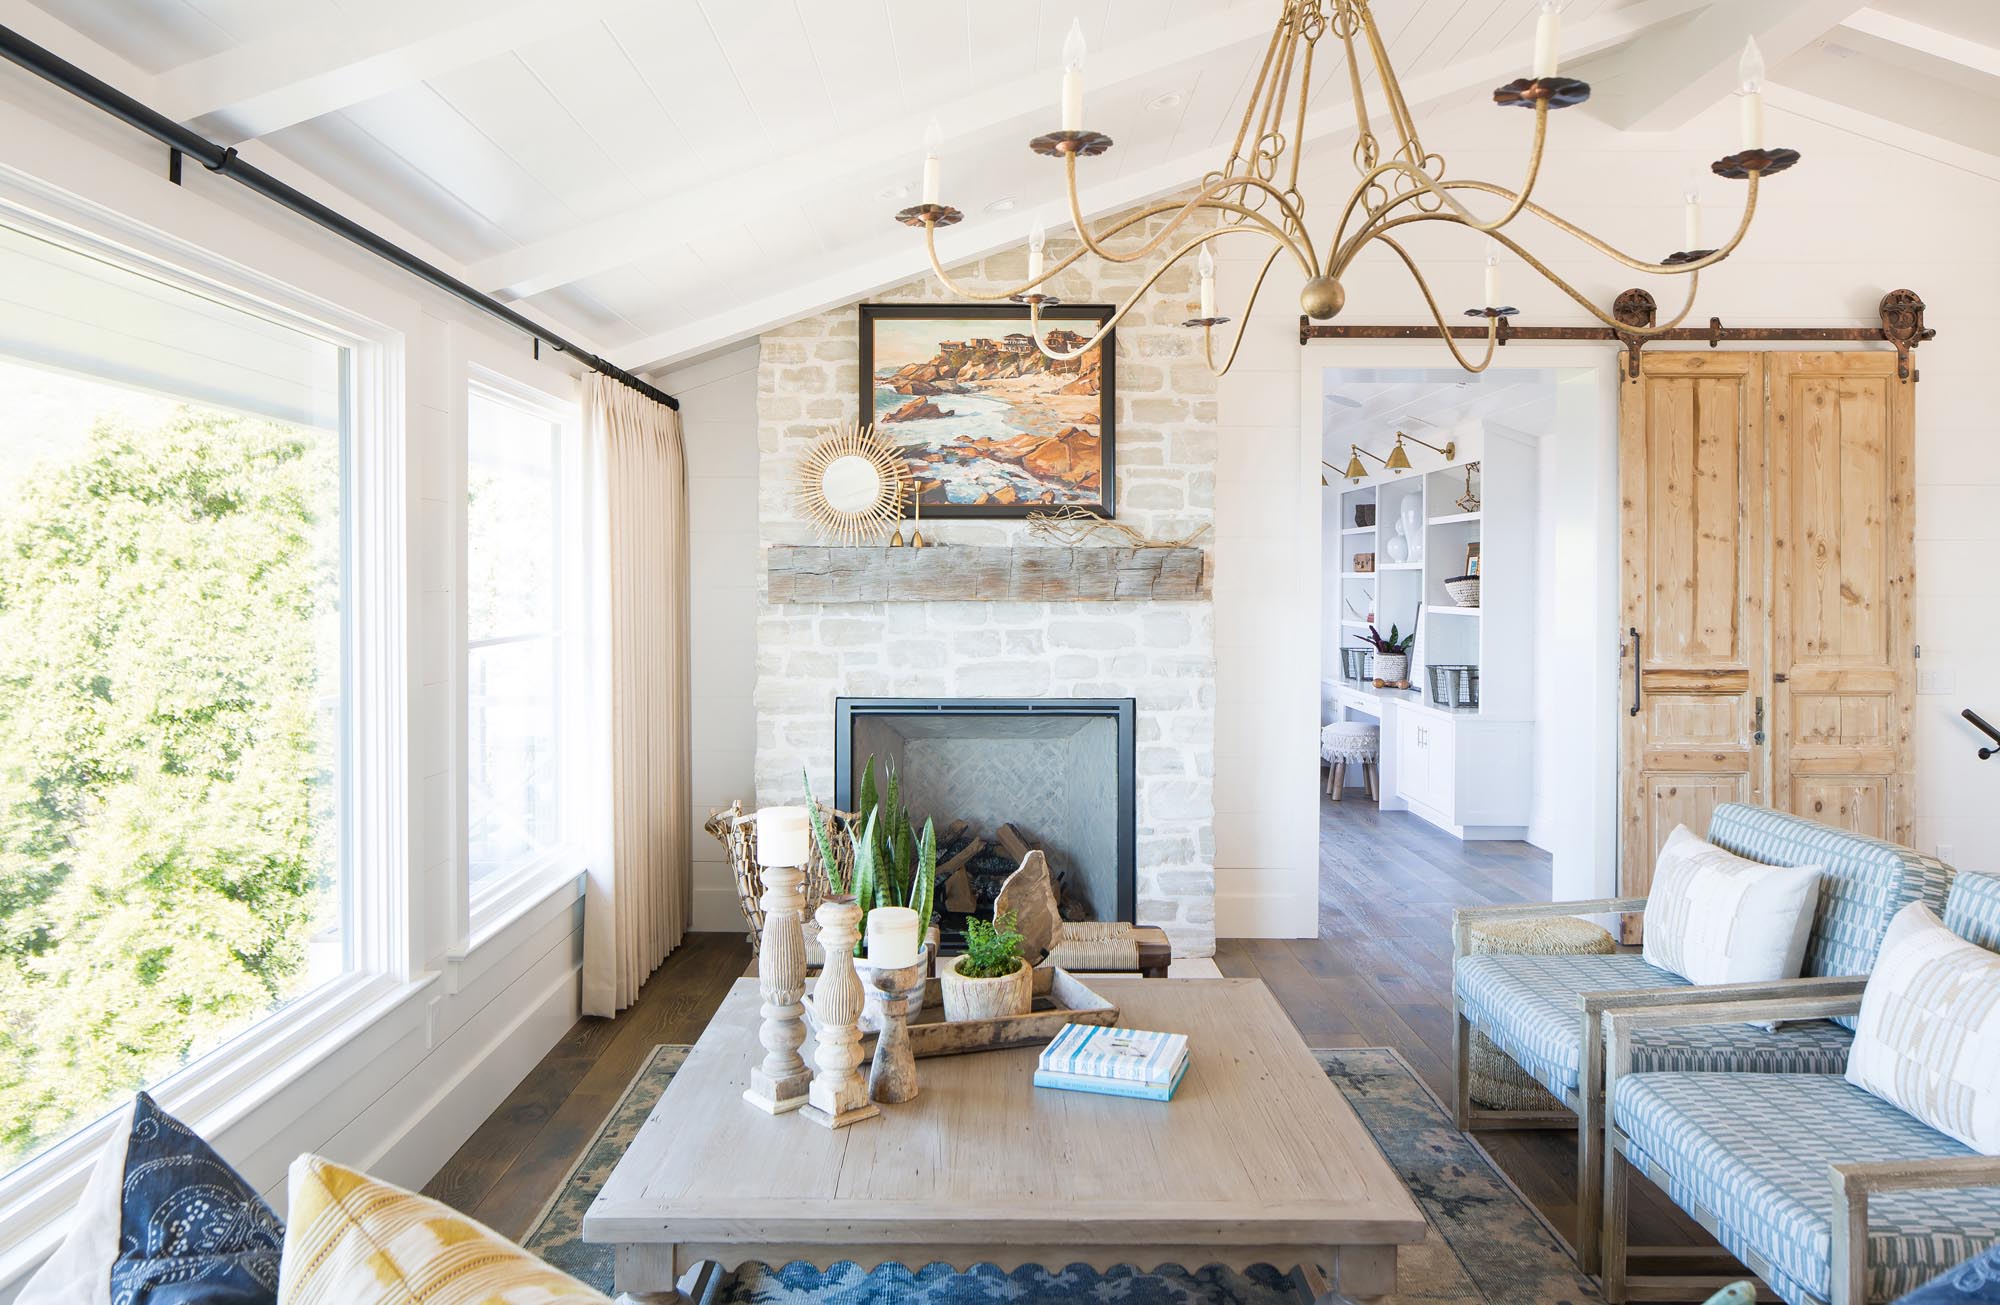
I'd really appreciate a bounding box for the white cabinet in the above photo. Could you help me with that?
[1390,701,1531,840]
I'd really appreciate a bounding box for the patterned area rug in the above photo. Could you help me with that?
[523,1045,1598,1304]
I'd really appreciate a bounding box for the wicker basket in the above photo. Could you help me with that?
[1443,575,1480,606]
[703,800,850,954]
[1426,664,1480,709]
[1340,647,1371,682]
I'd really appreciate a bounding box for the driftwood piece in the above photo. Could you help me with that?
[942,867,977,914]
[994,850,1060,968]
[766,545,1210,605]
[938,837,986,879]
[994,823,1032,863]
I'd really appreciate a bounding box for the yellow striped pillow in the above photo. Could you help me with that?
[278,1155,612,1304]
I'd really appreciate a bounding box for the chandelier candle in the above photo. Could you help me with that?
[894,0,1803,377]
[921,118,942,205]
[1198,244,1217,319]
[1484,249,1502,310]
[1061,19,1086,131]
[1739,37,1766,149]
[1532,0,1562,79]
[1028,218,1046,281]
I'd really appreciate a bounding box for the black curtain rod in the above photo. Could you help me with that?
[0,24,678,412]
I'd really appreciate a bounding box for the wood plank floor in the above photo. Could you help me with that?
[429,795,1722,1270]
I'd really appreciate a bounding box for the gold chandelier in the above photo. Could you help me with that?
[894,0,1797,376]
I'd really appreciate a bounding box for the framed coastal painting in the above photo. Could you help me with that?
[858,303,1116,518]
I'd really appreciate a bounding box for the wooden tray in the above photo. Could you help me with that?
[809,966,1118,1060]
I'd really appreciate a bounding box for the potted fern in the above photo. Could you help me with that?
[940,910,1032,1021]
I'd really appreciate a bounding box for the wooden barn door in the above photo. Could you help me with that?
[1619,353,1767,912]
[1767,352,1916,843]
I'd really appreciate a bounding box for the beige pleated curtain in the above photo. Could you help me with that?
[581,374,691,1018]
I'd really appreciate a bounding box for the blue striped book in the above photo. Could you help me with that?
[1037,1023,1189,1086]
[1034,1057,1189,1102]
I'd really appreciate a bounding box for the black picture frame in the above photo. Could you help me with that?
[858,302,1116,519]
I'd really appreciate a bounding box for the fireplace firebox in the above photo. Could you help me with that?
[834,697,1137,939]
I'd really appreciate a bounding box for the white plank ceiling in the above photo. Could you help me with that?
[15,0,1999,374]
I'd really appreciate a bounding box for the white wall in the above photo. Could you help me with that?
[656,343,762,935]
[0,67,603,1293]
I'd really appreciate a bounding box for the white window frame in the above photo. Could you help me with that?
[459,367,589,943]
[0,168,412,1274]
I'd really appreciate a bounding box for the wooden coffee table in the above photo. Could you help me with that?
[585,977,1426,1303]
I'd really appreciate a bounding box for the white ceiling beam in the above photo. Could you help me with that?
[463,4,1284,303]
[1763,82,2000,183]
[616,0,1715,373]
[152,0,646,144]
[1839,8,2000,80]
[1580,0,1867,133]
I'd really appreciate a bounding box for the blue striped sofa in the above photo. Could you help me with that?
[1451,804,1955,1274]
[1600,871,2000,1305]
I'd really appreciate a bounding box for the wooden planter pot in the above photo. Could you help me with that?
[939,956,1033,1022]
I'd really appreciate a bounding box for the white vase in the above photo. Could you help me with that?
[1399,498,1423,562]
[1384,530,1408,564]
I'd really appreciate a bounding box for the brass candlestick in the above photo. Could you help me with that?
[865,946,930,1104]
[910,478,927,549]
[801,897,879,1130]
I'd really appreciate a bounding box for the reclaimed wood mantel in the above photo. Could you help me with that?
[766,545,1209,604]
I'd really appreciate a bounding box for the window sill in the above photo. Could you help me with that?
[466,857,586,955]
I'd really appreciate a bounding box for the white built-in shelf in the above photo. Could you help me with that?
[1340,619,1373,629]
[1375,561,1422,571]
[1427,511,1482,526]
[1427,604,1482,617]
[1341,525,1376,535]
[1339,571,1378,580]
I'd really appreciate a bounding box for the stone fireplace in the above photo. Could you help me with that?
[751,219,1218,957]
[835,697,1137,939]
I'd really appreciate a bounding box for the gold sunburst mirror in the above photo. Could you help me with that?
[795,422,912,546]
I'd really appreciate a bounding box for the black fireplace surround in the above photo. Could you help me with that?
[834,697,1137,930]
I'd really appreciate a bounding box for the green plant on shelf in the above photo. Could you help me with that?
[959,910,1025,979]
[1354,621,1415,655]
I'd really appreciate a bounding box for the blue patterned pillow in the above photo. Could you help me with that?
[20,1092,282,1304]
[1894,1243,2000,1301]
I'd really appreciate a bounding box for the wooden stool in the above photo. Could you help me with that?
[1464,915,1615,1111]
[1319,722,1380,801]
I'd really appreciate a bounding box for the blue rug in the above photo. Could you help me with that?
[522,1045,1598,1303]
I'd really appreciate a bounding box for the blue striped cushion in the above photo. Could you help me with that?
[1944,873,2000,954]
[1615,1073,2000,1304]
[1453,952,1852,1102]
[1710,805,1955,1029]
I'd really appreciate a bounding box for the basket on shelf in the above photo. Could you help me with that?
[1353,503,1375,527]
[1443,575,1481,607]
[1427,664,1481,709]
[1340,647,1371,682]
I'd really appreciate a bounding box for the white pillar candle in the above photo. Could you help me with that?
[1738,36,1765,150]
[1532,0,1562,79]
[756,806,812,868]
[866,906,921,968]
[1197,244,1216,319]
[1028,217,1046,281]
[1484,249,1502,308]
[1061,19,1087,131]
[921,118,942,205]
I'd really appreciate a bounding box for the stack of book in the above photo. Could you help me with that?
[1033,1023,1189,1101]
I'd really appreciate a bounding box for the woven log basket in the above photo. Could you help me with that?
[1465,915,1614,1112]
[703,799,850,958]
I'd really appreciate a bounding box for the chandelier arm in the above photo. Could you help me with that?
[1201,242,1289,378]
[1287,25,1318,196]
[916,197,1243,302]
[1375,234,1500,374]
[1460,102,1549,234]
[1060,154,1316,276]
[1434,172,1763,275]
[1325,157,1486,271]
[1360,3,1427,175]
[1022,226,1290,364]
[1227,4,1294,169]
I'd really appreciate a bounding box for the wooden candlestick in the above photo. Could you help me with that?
[743,860,812,1114]
[865,947,930,1105]
[800,896,879,1129]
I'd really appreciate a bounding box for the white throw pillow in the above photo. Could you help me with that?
[1642,823,1822,986]
[1846,902,2000,1155]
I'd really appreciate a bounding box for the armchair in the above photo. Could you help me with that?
[1601,994,2000,1305]
[1451,805,1955,1274]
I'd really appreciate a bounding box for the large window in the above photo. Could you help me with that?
[465,382,578,906]
[0,220,347,1174]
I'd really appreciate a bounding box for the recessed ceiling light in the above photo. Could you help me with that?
[877,182,912,201]
[1146,90,1187,112]
[985,196,1019,213]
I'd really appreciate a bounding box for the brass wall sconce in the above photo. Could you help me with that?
[1383,429,1457,473]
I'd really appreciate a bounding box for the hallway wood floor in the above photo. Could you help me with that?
[428,796,1719,1274]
